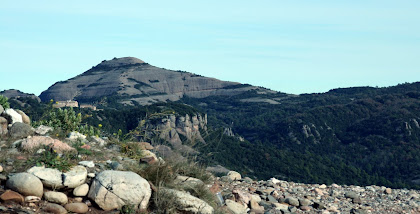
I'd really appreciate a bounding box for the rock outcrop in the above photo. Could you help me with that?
[39,57,272,106]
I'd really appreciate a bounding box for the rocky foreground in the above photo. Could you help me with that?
[0,105,420,213]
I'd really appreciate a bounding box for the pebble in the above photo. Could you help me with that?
[43,203,67,214]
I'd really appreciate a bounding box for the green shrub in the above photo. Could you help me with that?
[0,95,10,109]
[120,142,143,160]
[33,145,75,171]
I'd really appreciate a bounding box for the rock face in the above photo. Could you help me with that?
[162,189,214,214]
[9,122,34,139]
[39,57,271,105]
[5,173,43,197]
[88,170,151,211]
[27,166,87,189]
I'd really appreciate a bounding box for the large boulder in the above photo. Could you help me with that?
[16,110,30,125]
[28,166,87,189]
[0,116,8,136]
[5,172,43,197]
[2,108,23,124]
[21,136,75,152]
[161,189,214,214]
[9,122,34,139]
[88,170,151,211]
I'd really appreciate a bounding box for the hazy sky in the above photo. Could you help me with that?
[1,1,420,95]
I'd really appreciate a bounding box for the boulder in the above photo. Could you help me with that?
[16,110,30,125]
[226,199,247,214]
[65,203,89,213]
[227,171,241,181]
[0,104,3,113]
[2,108,23,124]
[0,117,8,136]
[43,203,68,214]
[161,189,214,214]
[34,125,53,135]
[21,136,75,152]
[5,172,43,197]
[9,122,34,139]
[28,165,87,189]
[73,184,89,197]
[44,191,68,205]
[88,170,151,211]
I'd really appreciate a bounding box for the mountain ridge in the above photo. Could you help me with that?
[39,57,274,106]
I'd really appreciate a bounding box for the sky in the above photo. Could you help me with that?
[1,0,420,96]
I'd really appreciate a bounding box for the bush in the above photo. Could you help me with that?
[0,95,10,109]
[32,145,75,171]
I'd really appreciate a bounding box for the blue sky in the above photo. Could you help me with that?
[1,1,420,95]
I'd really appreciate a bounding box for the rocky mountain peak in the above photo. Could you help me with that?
[98,57,145,67]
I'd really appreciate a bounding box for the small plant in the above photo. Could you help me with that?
[73,140,92,156]
[151,187,178,214]
[120,204,136,214]
[34,145,74,171]
[120,142,143,160]
[0,95,10,109]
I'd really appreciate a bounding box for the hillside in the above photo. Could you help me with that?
[39,57,272,105]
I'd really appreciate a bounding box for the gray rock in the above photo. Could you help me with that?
[174,175,204,188]
[267,195,278,203]
[44,191,68,205]
[0,104,3,113]
[43,203,68,214]
[299,198,311,206]
[285,197,299,206]
[28,165,87,189]
[162,189,214,214]
[78,161,95,168]
[225,199,247,214]
[34,125,53,135]
[345,191,359,199]
[313,201,326,209]
[73,184,89,197]
[227,171,242,181]
[88,170,151,211]
[110,161,124,170]
[89,136,106,147]
[6,172,43,197]
[68,131,86,141]
[9,122,34,139]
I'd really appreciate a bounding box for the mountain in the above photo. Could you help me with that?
[1,89,40,102]
[34,57,420,189]
[39,57,273,105]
